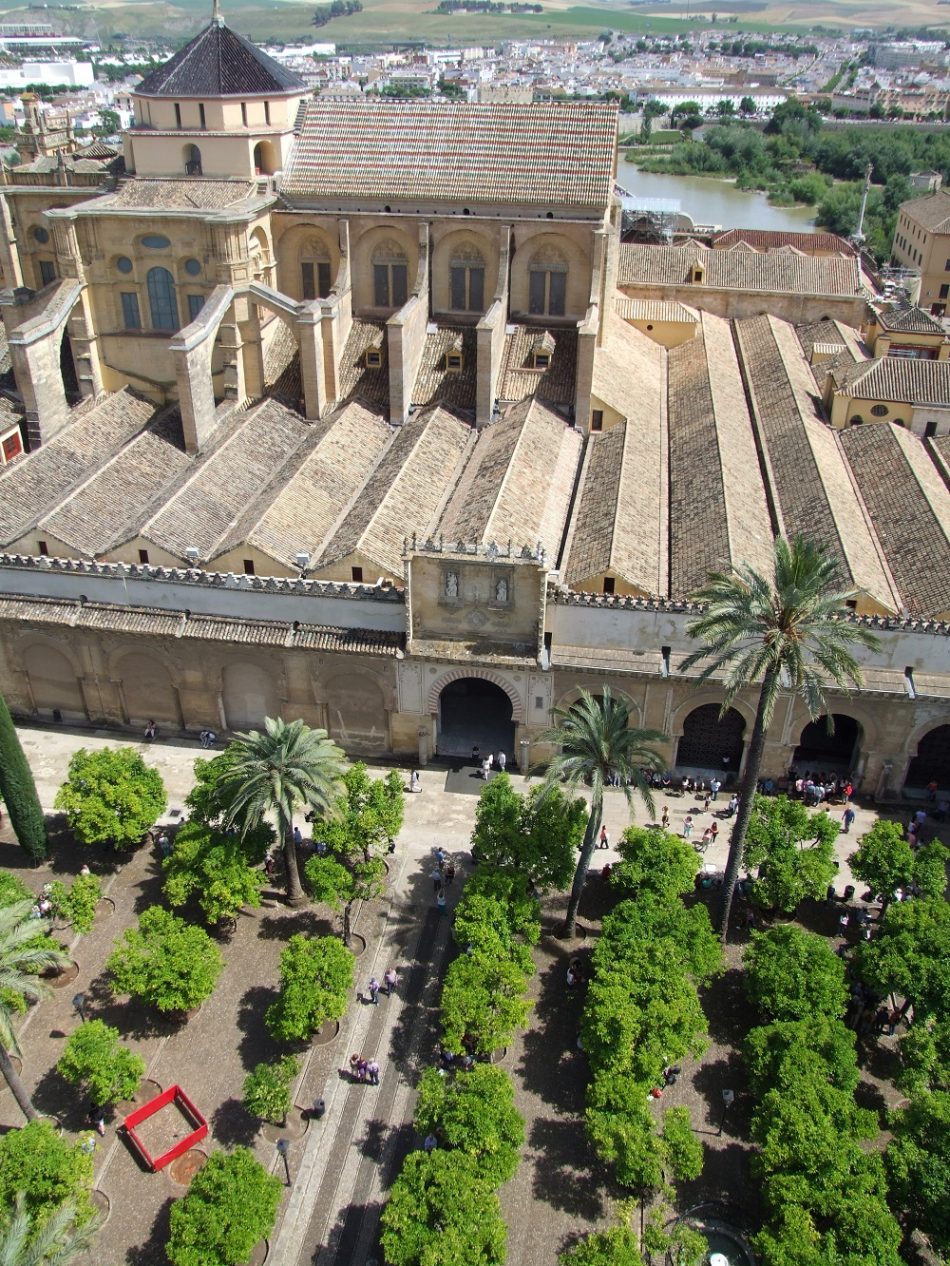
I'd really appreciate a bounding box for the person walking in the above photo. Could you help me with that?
[709,777,721,802]
[436,890,447,915]
[660,806,670,831]
[497,751,507,772]
[384,966,398,996]
[445,860,456,886]
[842,806,856,834]
[709,821,719,846]
[366,1058,380,1085]
[683,815,694,840]
[368,976,380,1005]
[431,867,443,893]
[599,825,609,850]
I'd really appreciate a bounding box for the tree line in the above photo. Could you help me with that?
[312,0,362,27]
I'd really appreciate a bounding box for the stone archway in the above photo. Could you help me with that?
[793,714,862,775]
[675,703,746,778]
[222,661,279,731]
[904,724,950,792]
[323,671,387,755]
[115,652,181,730]
[436,678,516,761]
[23,643,86,721]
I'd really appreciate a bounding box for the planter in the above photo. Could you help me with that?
[96,896,116,919]
[48,960,80,988]
[167,1147,209,1186]
[489,1047,509,1065]
[312,1018,340,1046]
[261,1107,309,1143]
[248,1240,269,1266]
[548,923,588,943]
[345,932,367,957]
[91,1188,111,1226]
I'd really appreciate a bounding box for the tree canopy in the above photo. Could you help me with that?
[470,774,586,891]
[166,1148,282,1266]
[55,747,166,850]
[745,924,847,1023]
[744,795,838,914]
[56,1019,145,1107]
[0,1120,94,1231]
[413,1064,524,1187]
[265,933,353,1043]
[0,692,47,861]
[163,820,268,926]
[107,906,223,1013]
[379,1150,507,1266]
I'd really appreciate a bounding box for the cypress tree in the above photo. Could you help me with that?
[0,693,47,861]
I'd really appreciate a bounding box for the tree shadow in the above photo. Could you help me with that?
[256,909,331,941]
[125,1194,175,1266]
[699,967,750,1046]
[209,1096,260,1149]
[236,984,283,1070]
[677,1140,760,1219]
[314,1197,386,1266]
[517,959,588,1112]
[527,1115,606,1220]
[691,1053,754,1142]
[353,1115,394,1163]
[82,971,168,1041]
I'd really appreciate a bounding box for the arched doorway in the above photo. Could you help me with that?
[253,141,277,176]
[793,714,861,774]
[184,143,202,176]
[676,704,745,778]
[23,644,86,721]
[905,725,950,791]
[438,678,515,761]
[116,652,181,729]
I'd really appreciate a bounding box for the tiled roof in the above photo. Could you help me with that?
[411,327,478,412]
[929,433,950,485]
[498,326,576,406]
[37,411,191,556]
[667,312,774,597]
[0,595,402,656]
[614,297,698,324]
[0,390,158,546]
[712,228,854,255]
[592,315,664,423]
[213,400,393,570]
[796,317,866,368]
[840,423,950,618]
[141,399,310,562]
[840,357,950,407]
[733,314,899,613]
[437,397,582,558]
[95,179,258,211]
[336,320,389,408]
[877,304,946,335]
[618,242,861,296]
[135,18,305,98]
[282,99,617,211]
[317,405,473,579]
[899,189,950,234]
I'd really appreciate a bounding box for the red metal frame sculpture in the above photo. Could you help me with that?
[122,1084,208,1172]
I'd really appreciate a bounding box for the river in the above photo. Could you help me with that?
[615,157,817,235]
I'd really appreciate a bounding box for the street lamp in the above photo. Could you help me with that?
[276,1137,291,1185]
[72,993,86,1023]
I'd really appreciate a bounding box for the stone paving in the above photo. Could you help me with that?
[1,723,929,1265]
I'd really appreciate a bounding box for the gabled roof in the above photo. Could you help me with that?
[876,304,946,336]
[899,188,950,234]
[712,227,855,256]
[282,99,617,212]
[839,357,950,406]
[135,18,305,99]
[618,242,861,297]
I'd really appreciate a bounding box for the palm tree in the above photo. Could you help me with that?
[218,717,347,907]
[0,1194,100,1266]
[0,900,69,1122]
[683,536,880,942]
[535,688,666,937]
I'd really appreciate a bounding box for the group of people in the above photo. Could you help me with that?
[347,1053,380,1085]
[792,772,853,806]
[198,729,217,749]
[365,967,399,1003]
[430,847,456,914]
[472,746,507,780]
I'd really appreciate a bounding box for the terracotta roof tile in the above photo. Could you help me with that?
[619,242,861,296]
[411,327,477,411]
[898,189,950,234]
[839,357,950,407]
[712,228,855,255]
[840,423,950,618]
[499,326,576,406]
[282,99,617,211]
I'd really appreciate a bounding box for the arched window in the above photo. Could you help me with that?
[184,143,202,176]
[372,239,408,309]
[300,237,332,301]
[253,140,276,176]
[528,246,567,317]
[147,267,178,332]
[449,245,485,312]
[249,228,272,287]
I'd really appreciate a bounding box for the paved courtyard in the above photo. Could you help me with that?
[0,723,927,1265]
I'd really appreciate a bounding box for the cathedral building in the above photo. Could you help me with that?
[0,10,946,798]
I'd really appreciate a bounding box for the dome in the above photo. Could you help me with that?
[135,16,305,99]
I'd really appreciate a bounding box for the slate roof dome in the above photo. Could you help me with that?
[135,15,305,99]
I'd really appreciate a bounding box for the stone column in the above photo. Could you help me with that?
[297,306,327,420]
